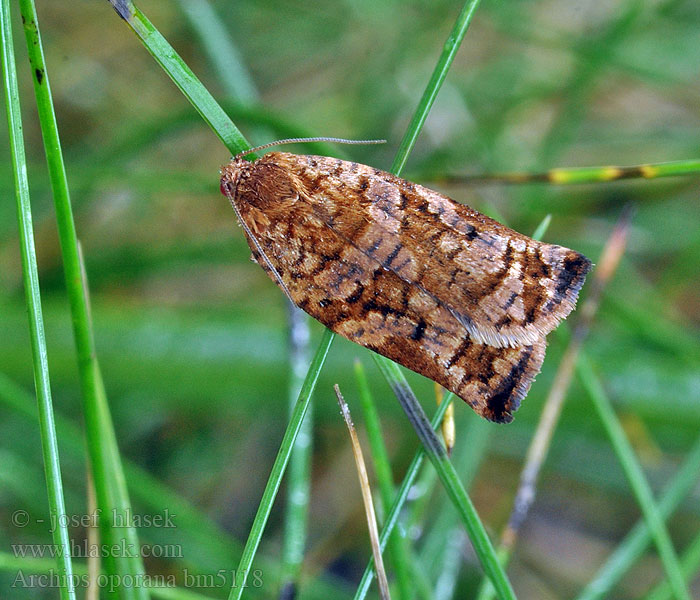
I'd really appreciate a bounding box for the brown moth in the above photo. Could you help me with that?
[220,142,591,423]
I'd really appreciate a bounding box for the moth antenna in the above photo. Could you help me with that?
[234,137,386,161]
[224,188,296,304]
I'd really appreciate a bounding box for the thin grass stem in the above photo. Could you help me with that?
[175,0,259,104]
[1,2,75,598]
[440,158,700,186]
[279,305,313,597]
[227,328,334,600]
[354,360,415,600]
[644,532,700,600]
[391,0,482,175]
[354,394,453,600]
[335,385,391,600]
[373,356,516,600]
[574,435,700,600]
[109,1,249,155]
[18,1,149,595]
[576,353,691,600]
[475,209,632,600]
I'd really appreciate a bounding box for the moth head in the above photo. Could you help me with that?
[219,156,253,200]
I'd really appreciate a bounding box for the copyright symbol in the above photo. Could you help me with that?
[12,510,29,527]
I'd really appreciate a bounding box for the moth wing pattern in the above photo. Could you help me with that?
[221,151,591,422]
[278,153,591,349]
[246,210,545,423]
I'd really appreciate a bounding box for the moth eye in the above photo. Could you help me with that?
[220,180,234,196]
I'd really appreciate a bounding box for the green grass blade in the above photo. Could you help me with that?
[535,159,700,183]
[373,356,516,600]
[530,214,552,242]
[1,3,75,598]
[576,353,691,600]
[391,0,482,175]
[279,307,313,597]
[354,393,454,600]
[176,6,317,580]
[353,361,395,512]
[575,434,700,600]
[0,371,346,599]
[354,359,415,600]
[18,1,150,595]
[443,159,700,186]
[175,0,274,146]
[109,0,249,155]
[418,414,491,590]
[175,0,258,104]
[227,328,334,600]
[644,532,700,600]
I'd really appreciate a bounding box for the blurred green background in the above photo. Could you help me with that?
[1,0,699,598]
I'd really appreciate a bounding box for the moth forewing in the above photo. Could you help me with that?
[220,151,591,423]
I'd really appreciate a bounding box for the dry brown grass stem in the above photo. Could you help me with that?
[334,384,391,600]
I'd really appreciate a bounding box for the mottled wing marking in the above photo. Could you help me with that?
[277,152,591,349]
[247,217,544,423]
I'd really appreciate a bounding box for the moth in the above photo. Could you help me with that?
[220,139,591,423]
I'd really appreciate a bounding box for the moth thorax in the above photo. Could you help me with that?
[236,164,299,213]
